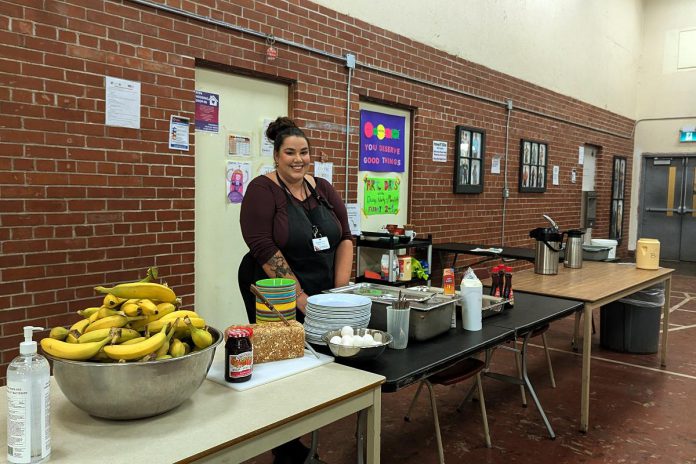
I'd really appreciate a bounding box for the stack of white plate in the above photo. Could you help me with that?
[304,294,372,345]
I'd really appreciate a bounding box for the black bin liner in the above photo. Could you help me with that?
[600,283,665,354]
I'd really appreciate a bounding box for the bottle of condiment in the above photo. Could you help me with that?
[490,265,500,296]
[496,266,505,297]
[443,268,455,296]
[225,327,253,383]
[503,266,514,307]
[7,326,51,464]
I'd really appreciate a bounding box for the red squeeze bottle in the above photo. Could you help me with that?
[504,266,514,306]
[490,266,500,296]
[496,266,505,297]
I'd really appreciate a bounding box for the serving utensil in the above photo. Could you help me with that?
[249,284,320,359]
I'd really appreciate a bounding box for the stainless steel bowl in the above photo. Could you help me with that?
[321,328,392,361]
[44,327,222,420]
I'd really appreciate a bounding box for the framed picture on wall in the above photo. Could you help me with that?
[610,156,627,242]
[519,139,548,193]
[453,125,485,194]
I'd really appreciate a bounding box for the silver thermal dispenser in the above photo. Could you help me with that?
[529,215,563,275]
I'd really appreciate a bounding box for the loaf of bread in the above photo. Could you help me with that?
[250,320,305,364]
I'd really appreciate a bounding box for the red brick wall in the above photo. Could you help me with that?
[0,0,634,383]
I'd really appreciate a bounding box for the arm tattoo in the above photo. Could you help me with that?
[266,252,297,280]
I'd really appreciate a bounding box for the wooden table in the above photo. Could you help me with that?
[0,363,385,463]
[506,262,674,433]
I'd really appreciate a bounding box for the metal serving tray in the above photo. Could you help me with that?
[326,283,456,341]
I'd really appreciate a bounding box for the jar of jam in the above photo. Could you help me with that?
[225,327,253,383]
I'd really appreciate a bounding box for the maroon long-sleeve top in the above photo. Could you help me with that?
[240,175,352,266]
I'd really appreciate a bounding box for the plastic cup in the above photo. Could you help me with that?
[386,305,410,349]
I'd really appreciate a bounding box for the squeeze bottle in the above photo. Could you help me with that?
[460,271,483,331]
[6,326,51,464]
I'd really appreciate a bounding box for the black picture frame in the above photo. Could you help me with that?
[453,125,485,194]
[519,139,548,193]
[609,156,626,243]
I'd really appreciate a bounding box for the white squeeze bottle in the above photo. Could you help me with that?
[460,268,483,331]
[6,326,51,464]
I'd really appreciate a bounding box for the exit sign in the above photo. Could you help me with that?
[679,130,696,142]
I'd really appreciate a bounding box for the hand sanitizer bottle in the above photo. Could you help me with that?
[6,326,51,464]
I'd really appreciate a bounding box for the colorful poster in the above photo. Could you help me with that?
[359,110,405,172]
[363,176,400,216]
[195,90,219,132]
[226,161,251,204]
[168,115,190,151]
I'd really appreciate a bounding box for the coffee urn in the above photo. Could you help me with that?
[529,215,563,275]
[563,229,585,269]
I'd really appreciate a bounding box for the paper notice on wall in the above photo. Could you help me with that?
[578,146,585,165]
[261,118,274,156]
[228,133,251,156]
[491,156,501,174]
[345,203,361,236]
[226,161,251,204]
[194,90,219,133]
[314,161,333,183]
[432,141,447,162]
[168,115,190,151]
[363,176,400,216]
[552,165,560,185]
[105,76,141,129]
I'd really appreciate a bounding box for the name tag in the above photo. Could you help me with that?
[312,236,330,251]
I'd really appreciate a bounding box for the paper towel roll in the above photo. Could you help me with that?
[461,284,482,331]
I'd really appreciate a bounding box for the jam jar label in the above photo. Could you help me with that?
[228,350,253,379]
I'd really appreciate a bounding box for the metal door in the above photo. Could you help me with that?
[640,156,696,261]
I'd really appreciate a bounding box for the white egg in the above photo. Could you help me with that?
[363,333,375,344]
[340,326,354,337]
[373,332,383,343]
[371,340,382,347]
[354,335,367,347]
[341,334,353,346]
[330,335,342,345]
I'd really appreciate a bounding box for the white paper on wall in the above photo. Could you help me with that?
[491,156,501,174]
[345,203,361,236]
[105,76,141,129]
[226,161,252,204]
[552,165,560,185]
[314,161,333,183]
[432,141,447,162]
[261,118,274,156]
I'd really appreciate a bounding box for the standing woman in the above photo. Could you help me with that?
[239,117,353,324]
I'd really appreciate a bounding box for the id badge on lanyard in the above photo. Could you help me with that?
[311,225,330,252]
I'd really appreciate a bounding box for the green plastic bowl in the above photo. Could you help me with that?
[256,278,296,288]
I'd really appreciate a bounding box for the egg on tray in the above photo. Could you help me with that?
[330,326,382,348]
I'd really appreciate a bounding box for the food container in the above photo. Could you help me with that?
[321,328,392,361]
[582,244,610,261]
[326,283,456,342]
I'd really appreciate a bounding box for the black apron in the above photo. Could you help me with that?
[239,176,342,323]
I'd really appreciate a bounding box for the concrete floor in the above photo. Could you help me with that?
[245,262,696,464]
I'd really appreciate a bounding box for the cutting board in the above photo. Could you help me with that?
[206,346,334,391]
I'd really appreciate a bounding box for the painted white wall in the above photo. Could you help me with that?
[629,0,696,248]
[311,0,643,118]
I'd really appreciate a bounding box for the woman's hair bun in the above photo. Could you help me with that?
[266,116,298,142]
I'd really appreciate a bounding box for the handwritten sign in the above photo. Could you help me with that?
[363,176,400,216]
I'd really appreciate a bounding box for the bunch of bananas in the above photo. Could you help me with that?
[40,269,215,363]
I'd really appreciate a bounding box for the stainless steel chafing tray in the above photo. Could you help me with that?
[326,283,456,342]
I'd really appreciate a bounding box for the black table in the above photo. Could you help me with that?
[433,242,538,268]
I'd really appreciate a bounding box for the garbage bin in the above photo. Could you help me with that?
[600,284,665,354]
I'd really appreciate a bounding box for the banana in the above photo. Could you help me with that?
[138,267,158,283]
[169,338,186,358]
[155,302,176,319]
[103,294,125,309]
[70,318,90,334]
[77,307,101,318]
[40,336,112,361]
[78,327,140,344]
[121,301,141,317]
[182,341,191,354]
[120,336,146,345]
[147,316,205,334]
[155,323,177,358]
[156,354,172,360]
[138,352,158,362]
[136,299,159,316]
[88,311,100,323]
[94,282,176,303]
[83,315,143,333]
[104,324,169,361]
[186,317,214,349]
[129,313,161,332]
[49,327,69,341]
[96,306,123,320]
[66,330,80,344]
[159,310,200,322]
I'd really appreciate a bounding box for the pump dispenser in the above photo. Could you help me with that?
[7,326,51,464]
